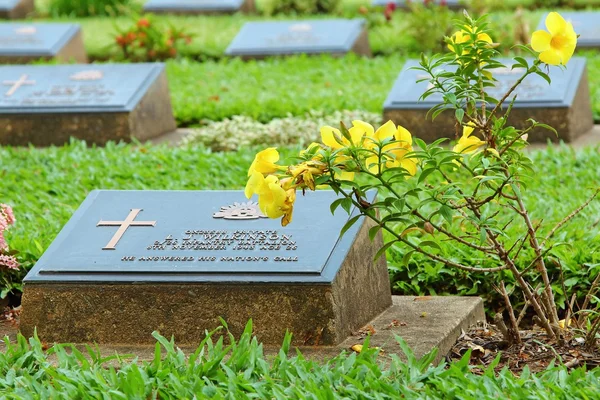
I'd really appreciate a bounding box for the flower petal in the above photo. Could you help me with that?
[395,125,413,147]
[539,49,561,66]
[374,120,396,141]
[546,12,567,36]
[244,171,264,199]
[320,126,343,149]
[531,30,552,52]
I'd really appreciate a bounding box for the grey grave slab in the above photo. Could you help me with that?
[0,0,34,19]
[143,0,255,14]
[371,0,463,9]
[225,19,371,58]
[20,190,393,346]
[383,57,593,142]
[0,23,87,63]
[537,12,600,49]
[0,63,176,146]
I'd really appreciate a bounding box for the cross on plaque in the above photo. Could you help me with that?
[3,74,36,97]
[97,209,156,250]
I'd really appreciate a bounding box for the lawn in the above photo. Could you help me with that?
[2,141,599,307]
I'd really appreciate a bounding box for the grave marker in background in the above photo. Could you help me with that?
[0,64,176,146]
[225,19,371,59]
[20,190,392,346]
[537,12,600,49]
[143,0,255,14]
[0,23,87,63]
[383,57,593,142]
[0,0,34,19]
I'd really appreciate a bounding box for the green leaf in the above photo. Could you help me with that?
[339,215,361,238]
[439,205,453,224]
[455,108,464,123]
[419,240,441,251]
[368,225,382,241]
[374,241,395,262]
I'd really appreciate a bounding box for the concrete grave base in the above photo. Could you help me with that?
[20,218,392,346]
[0,70,176,147]
[0,29,87,64]
[0,0,34,19]
[6,296,485,365]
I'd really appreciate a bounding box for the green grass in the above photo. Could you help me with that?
[165,50,600,125]
[1,322,599,398]
[2,141,599,308]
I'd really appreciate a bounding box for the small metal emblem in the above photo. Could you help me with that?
[213,202,267,220]
[15,26,37,35]
[289,23,313,32]
[70,70,104,81]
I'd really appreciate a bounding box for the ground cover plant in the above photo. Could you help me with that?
[0,321,599,398]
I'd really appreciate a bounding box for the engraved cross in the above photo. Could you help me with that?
[97,209,156,250]
[3,74,35,97]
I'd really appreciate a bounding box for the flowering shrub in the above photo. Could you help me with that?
[0,204,21,300]
[261,0,340,15]
[49,0,132,17]
[246,12,600,347]
[113,16,193,62]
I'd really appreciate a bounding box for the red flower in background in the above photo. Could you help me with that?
[384,1,396,21]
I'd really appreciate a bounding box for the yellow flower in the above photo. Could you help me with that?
[320,120,372,149]
[453,125,486,154]
[248,147,281,177]
[366,121,417,176]
[448,28,493,54]
[244,171,287,219]
[531,12,577,66]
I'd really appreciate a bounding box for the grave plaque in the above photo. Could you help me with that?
[225,19,371,59]
[0,23,87,64]
[143,0,255,14]
[20,190,392,346]
[537,12,600,49]
[0,64,177,146]
[383,57,593,142]
[0,0,34,19]
[371,0,463,10]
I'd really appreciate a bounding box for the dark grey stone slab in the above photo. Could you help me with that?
[0,64,176,146]
[21,190,393,346]
[371,0,462,9]
[0,23,86,63]
[0,0,34,19]
[143,0,254,14]
[537,12,600,49]
[24,190,374,283]
[383,57,593,142]
[225,19,370,58]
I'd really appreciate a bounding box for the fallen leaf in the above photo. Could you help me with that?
[208,95,220,102]
[385,319,407,329]
[351,344,363,353]
[414,296,433,302]
[420,312,428,318]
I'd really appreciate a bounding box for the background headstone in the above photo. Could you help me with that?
[0,23,87,64]
[143,0,255,14]
[371,0,463,10]
[225,19,371,59]
[20,190,392,346]
[383,57,593,142]
[537,12,600,49]
[0,0,34,19]
[0,64,177,146]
